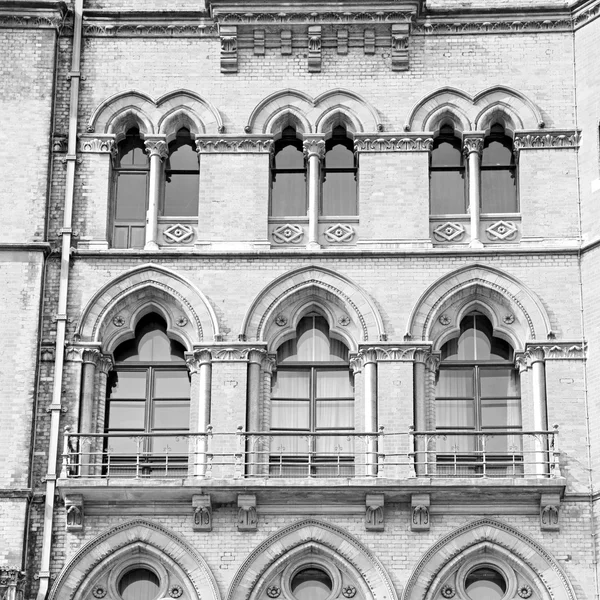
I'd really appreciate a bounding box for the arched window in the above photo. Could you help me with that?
[270,315,354,477]
[112,128,149,248]
[105,314,190,476]
[430,124,466,215]
[322,125,357,216]
[118,567,161,600]
[481,123,517,213]
[163,128,199,217]
[435,312,521,476]
[270,126,307,217]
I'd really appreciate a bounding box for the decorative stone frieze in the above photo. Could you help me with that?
[78,135,116,153]
[486,220,519,241]
[237,494,258,531]
[192,495,212,532]
[213,10,417,25]
[355,345,434,364]
[514,130,580,151]
[412,17,573,35]
[433,221,466,243]
[163,224,195,244]
[540,493,560,531]
[65,495,84,531]
[187,346,269,364]
[307,25,322,72]
[324,224,355,243]
[365,494,384,531]
[220,25,238,73]
[0,4,66,31]
[523,341,586,362]
[195,136,273,153]
[391,23,410,71]
[83,21,218,37]
[354,134,433,152]
[411,494,430,531]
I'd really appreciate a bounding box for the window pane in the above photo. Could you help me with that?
[437,369,473,398]
[113,226,130,249]
[480,368,519,398]
[465,568,506,600]
[107,400,145,429]
[481,398,522,428]
[169,143,197,170]
[271,400,310,429]
[130,226,145,249]
[316,370,353,397]
[430,170,466,214]
[137,328,173,362]
[275,144,304,169]
[325,143,354,168]
[481,169,517,213]
[119,568,160,600]
[152,400,190,430]
[292,569,332,600]
[271,173,306,216]
[482,139,513,166]
[431,140,462,167]
[436,399,475,427]
[164,174,199,216]
[106,435,139,455]
[154,370,190,398]
[316,400,354,428]
[271,370,310,398]
[115,173,147,220]
[322,172,357,216]
[109,371,146,399]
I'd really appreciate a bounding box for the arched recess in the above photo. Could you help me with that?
[404,86,543,132]
[75,264,220,351]
[403,518,577,600]
[48,519,221,600]
[228,519,398,600]
[246,88,381,134]
[240,266,386,348]
[87,89,224,136]
[405,264,552,349]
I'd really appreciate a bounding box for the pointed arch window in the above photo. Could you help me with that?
[163,127,199,217]
[435,312,522,476]
[481,123,517,213]
[430,124,466,215]
[322,125,357,216]
[105,314,190,475]
[112,128,148,248]
[270,315,354,477]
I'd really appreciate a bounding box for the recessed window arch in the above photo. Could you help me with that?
[112,127,149,249]
[322,124,357,216]
[435,311,522,476]
[481,123,517,213]
[430,123,466,215]
[105,313,190,476]
[163,127,199,217]
[270,313,354,477]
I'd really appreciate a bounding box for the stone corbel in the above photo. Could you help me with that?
[540,493,560,531]
[365,494,384,531]
[411,494,430,531]
[308,25,322,72]
[391,23,410,71]
[65,494,84,531]
[192,494,212,531]
[238,494,258,531]
[220,25,238,73]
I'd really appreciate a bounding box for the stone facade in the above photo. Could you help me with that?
[2,0,600,599]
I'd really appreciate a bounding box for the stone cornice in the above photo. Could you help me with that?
[354,134,433,152]
[189,344,269,362]
[514,130,581,150]
[354,343,433,364]
[523,341,587,361]
[195,135,273,154]
[213,10,417,25]
[0,2,66,30]
[82,18,218,37]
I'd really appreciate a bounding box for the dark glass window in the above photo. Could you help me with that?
[322,125,357,216]
[164,128,199,217]
[430,124,466,215]
[270,315,354,476]
[291,568,333,600]
[118,568,160,600]
[435,312,522,474]
[105,314,190,475]
[481,123,517,213]
[270,126,307,217]
[465,568,507,600]
[112,128,148,248]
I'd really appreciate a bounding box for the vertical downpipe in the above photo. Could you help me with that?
[36,0,83,598]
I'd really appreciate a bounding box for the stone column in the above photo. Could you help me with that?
[303,137,326,249]
[413,349,428,476]
[186,349,213,477]
[247,349,267,475]
[144,137,168,250]
[362,350,378,477]
[528,347,549,476]
[463,135,484,248]
[78,348,101,476]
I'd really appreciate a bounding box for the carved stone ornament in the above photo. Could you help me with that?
[196,137,273,153]
[78,136,116,153]
[514,130,580,151]
[192,494,212,532]
[176,316,188,327]
[391,23,409,71]
[163,224,195,244]
[540,493,560,531]
[308,25,322,72]
[324,223,355,243]
[144,139,169,160]
[342,586,357,598]
[411,494,430,531]
[220,25,238,73]
[486,220,518,241]
[518,585,533,599]
[338,315,351,326]
[169,585,184,598]
[275,314,288,327]
[303,138,327,159]
[433,222,466,243]
[266,587,281,598]
[112,315,125,327]
[238,494,258,531]
[92,587,107,598]
[354,135,433,152]
[439,314,451,326]
[65,495,84,531]
[463,137,484,156]
[441,585,456,598]
[503,314,515,324]
[412,17,573,35]
[365,494,384,531]
[272,224,304,244]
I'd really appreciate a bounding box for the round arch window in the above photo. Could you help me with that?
[118,567,160,600]
[291,567,333,600]
[465,567,507,600]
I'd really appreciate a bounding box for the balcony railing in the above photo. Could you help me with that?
[59,426,561,481]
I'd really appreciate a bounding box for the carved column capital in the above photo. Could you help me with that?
[81,348,101,366]
[98,354,114,375]
[248,349,268,365]
[144,138,169,160]
[425,353,441,373]
[303,137,326,160]
[186,349,213,374]
[262,354,277,376]
[462,135,484,157]
[526,346,546,365]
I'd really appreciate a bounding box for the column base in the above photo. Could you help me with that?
[469,239,484,248]
[307,241,321,250]
[144,241,159,251]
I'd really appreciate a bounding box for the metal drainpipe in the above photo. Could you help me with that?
[36,0,83,598]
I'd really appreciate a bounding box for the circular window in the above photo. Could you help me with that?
[465,567,507,600]
[291,568,333,600]
[118,568,160,600]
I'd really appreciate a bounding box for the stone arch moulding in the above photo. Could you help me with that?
[402,518,577,600]
[48,519,221,600]
[246,88,381,134]
[240,266,386,350]
[404,85,544,133]
[75,264,220,352]
[405,264,552,349]
[87,88,224,136]
[227,519,398,600]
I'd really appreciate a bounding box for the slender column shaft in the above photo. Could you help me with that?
[363,353,378,476]
[530,350,548,476]
[303,138,325,249]
[78,349,100,476]
[187,351,212,477]
[413,354,427,475]
[247,351,266,476]
[144,139,168,250]
[463,136,484,247]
